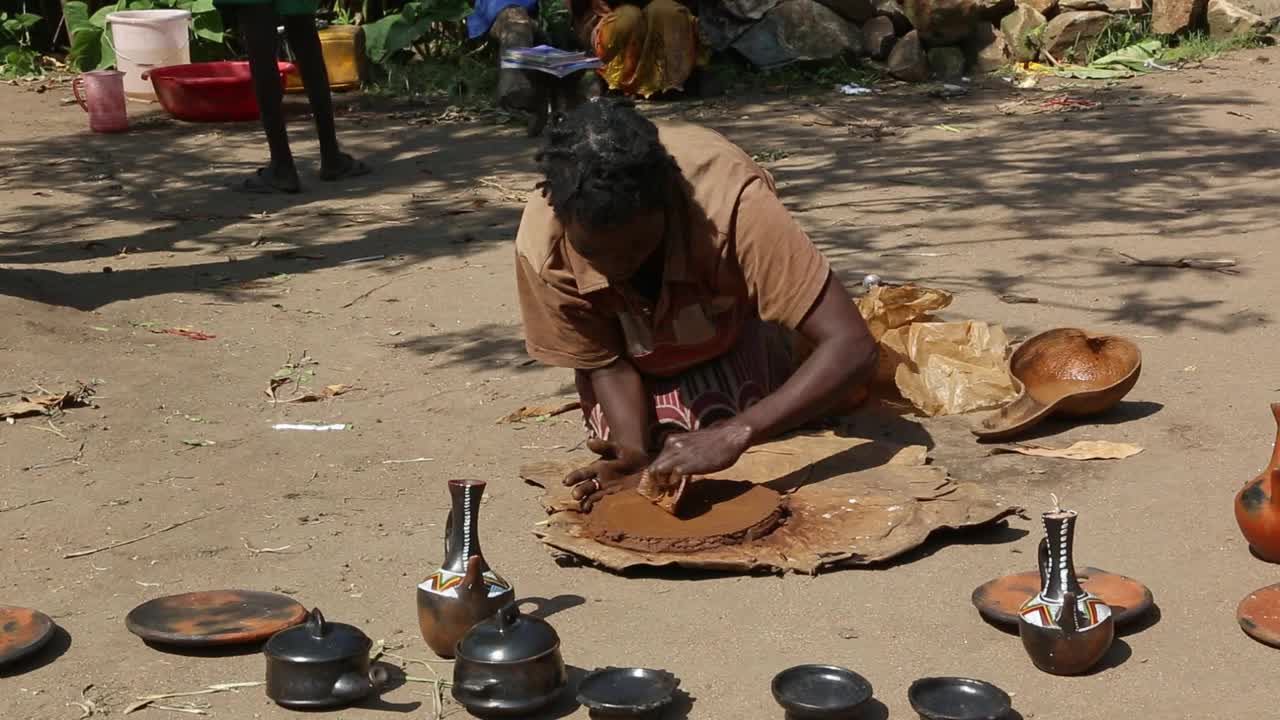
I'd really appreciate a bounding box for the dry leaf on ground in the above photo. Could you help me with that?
[989,440,1144,460]
[270,383,356,404]
[0,383,95,420]
[496,400,581,424]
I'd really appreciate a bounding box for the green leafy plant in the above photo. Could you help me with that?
[0,8,42,78]
[65,0,228,72]
[361,0,470,64]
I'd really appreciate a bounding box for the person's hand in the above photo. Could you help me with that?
[563,438,650,512]
[647,422,753,481]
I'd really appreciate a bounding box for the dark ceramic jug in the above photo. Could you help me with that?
[417,479,515,658]
[1017,509,1114,675]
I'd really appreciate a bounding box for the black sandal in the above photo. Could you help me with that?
[319,155,371,182]
[232,167,301,195]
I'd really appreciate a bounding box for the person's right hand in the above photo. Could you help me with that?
[563,438,650,512]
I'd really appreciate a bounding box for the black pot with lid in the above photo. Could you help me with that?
[263,608,388,709]
[452,600,567,716]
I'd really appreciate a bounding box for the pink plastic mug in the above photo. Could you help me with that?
[72,70,128,133]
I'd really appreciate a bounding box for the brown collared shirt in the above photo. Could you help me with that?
[515,120,831,377]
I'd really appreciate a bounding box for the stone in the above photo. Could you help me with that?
[1041,10,1111,63]
[875,0,915,31]
[978,0,1017,18]
[1208,0,1270,36]
[817,0,879,21]
[903,0,982,44]
[1000,4,1047,62]
[1060,0,1144,10]
[731,0,865,69]
[928,46,969,78]
[1152,0,1208,34]
[864,15,900,58]
[699,0,783,50]
[1236,0,1280,23]
[888,29,931,81]
[966,20,1011,72]
[1022,0,1060,14]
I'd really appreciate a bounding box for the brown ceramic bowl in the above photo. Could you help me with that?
[974,328,1141,441]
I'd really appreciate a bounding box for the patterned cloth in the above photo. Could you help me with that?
[579,0,701,98]
[467,0,539,39]
[577,316,795,448]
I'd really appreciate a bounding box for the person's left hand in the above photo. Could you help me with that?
[646,422,753,481]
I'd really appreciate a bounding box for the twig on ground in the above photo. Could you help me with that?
[0,498,53,512]
[64,515,209,559]
[1113,250,1239,274]
[242,538,298,556]
[477,176,529,203]
[381,457,434,464]
[30,418,68,439]
[23,441,86,471]
[124,682,263,715]
[341,275,407,309]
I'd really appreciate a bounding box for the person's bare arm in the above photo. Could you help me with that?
[647,274,877,478]
[562,360,652,510]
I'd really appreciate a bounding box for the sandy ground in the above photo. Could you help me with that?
[3,47,1280,720]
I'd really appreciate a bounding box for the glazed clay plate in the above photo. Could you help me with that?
[972,567,1153,628]
[0,606,55,668]
[1237,583,1280,648]
[125,590,307,647]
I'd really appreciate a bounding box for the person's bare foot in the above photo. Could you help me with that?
[319,152,371,182]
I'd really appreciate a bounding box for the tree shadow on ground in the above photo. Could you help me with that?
[2,77,1275,344]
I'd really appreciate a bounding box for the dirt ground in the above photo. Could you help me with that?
[3,46,1280,720]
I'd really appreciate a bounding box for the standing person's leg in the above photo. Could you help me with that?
[282,13,367,180]
[236,3,300,193]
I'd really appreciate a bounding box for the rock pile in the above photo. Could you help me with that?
[697,0,1277,83]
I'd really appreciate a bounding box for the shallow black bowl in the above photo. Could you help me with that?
[771,665,873,720]
[576,667,679,716]
[907,677,1011,720]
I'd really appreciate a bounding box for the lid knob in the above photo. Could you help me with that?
[306,608,327,639]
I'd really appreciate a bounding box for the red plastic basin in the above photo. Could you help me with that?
[143,61,295,123]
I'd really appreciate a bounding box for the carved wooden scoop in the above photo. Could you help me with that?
[974,328,1141,441]
[636,469,690,517]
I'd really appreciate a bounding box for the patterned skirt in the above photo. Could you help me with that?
[589,0,702,98]
[578,317,795,449]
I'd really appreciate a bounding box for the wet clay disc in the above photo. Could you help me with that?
[583,479,786,553]
[971,567,1154,628]
[1237,584,1280,648]
[0,606,55,668]
[125,590,307,647]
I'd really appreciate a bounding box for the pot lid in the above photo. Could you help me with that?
[456,602,559,663]
[263,608,371,663]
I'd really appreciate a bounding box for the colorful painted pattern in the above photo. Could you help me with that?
[1019,595,1111,630]
[418,569,512,599]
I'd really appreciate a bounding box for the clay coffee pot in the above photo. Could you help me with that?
[452,601,568,716]
[1234,404,1280,562]
[417,479,515,658]
[1017,506,1114,675]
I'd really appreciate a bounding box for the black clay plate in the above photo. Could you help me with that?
[772,665,873,720]
[0,606,55,668]
[577,667,679,716]
[125,590,306,647]
[908,677,1011,720]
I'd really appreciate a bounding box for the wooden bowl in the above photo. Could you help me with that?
[973,328,1141,441]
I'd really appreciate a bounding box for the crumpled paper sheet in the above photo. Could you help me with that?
[878,321,1019,417]
[857,284,953,343]
[523,431,1018,575]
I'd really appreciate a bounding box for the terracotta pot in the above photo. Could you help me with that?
[1017,509,1115,675]
[974,328,1141,441]
[416,480,515,658]
[1235,404,1280,562]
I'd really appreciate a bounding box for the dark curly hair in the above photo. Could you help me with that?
[535,98,679,230]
